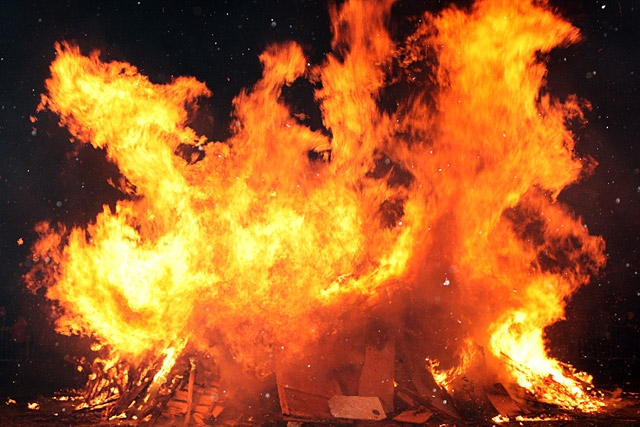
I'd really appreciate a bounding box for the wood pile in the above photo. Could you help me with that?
[75,338,585,425]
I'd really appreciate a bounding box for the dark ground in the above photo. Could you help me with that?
[0,396,638,427]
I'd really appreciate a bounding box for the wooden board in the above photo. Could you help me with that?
[328,395,386,420]
[358,341,395,412]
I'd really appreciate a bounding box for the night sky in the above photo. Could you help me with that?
[0,0,638,389]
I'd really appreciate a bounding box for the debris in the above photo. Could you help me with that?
[328,395,386,420]
[211,403,224,418]
[275,360,336,420]
[276,383,333,420]
[394,347,463,423]
[393,407,433,423]
[486,383,525,417]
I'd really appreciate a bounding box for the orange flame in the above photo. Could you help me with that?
[427,338,478,391]
[27,0,605,412]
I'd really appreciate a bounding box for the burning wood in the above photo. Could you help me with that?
[24,0,614,424]
[328,396,386,420]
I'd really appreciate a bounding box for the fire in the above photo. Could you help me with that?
[427,339,477,392]
[490,309,604,411]
[27,0,606,415]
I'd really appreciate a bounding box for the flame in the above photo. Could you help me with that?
[490,309,604,411]
[27,0,606,413]
[427,339,477,391]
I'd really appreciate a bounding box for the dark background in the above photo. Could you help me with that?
[0,0,638,396]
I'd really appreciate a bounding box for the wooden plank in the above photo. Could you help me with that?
[191,413,206,425]
[165,400,188,413]
[194,403,212,414]
[395,352,462,422]
[211,404,224,419]
[275,359,336,420]
[328,395,386,420]
[196,392,218,406]
[173,390,189,402]
[486,383,524,416]
[184,358,196,425]
[163,404,187,416]
[358,340,395,412]
[277,385,333,419]
[394,407,433,423]
[275,368,291,416]
[396,387,420,407]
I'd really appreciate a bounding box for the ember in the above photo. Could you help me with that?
[23,0,622,424]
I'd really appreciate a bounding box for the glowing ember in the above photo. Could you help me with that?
[27,0,606,414]
[492,413,574,423]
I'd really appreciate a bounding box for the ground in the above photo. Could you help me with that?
[0,394,639,427]
[1,360,640,426]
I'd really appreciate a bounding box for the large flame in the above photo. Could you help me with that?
[27,0,605,412]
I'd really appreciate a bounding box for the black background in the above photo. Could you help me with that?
[0,0,638,393]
